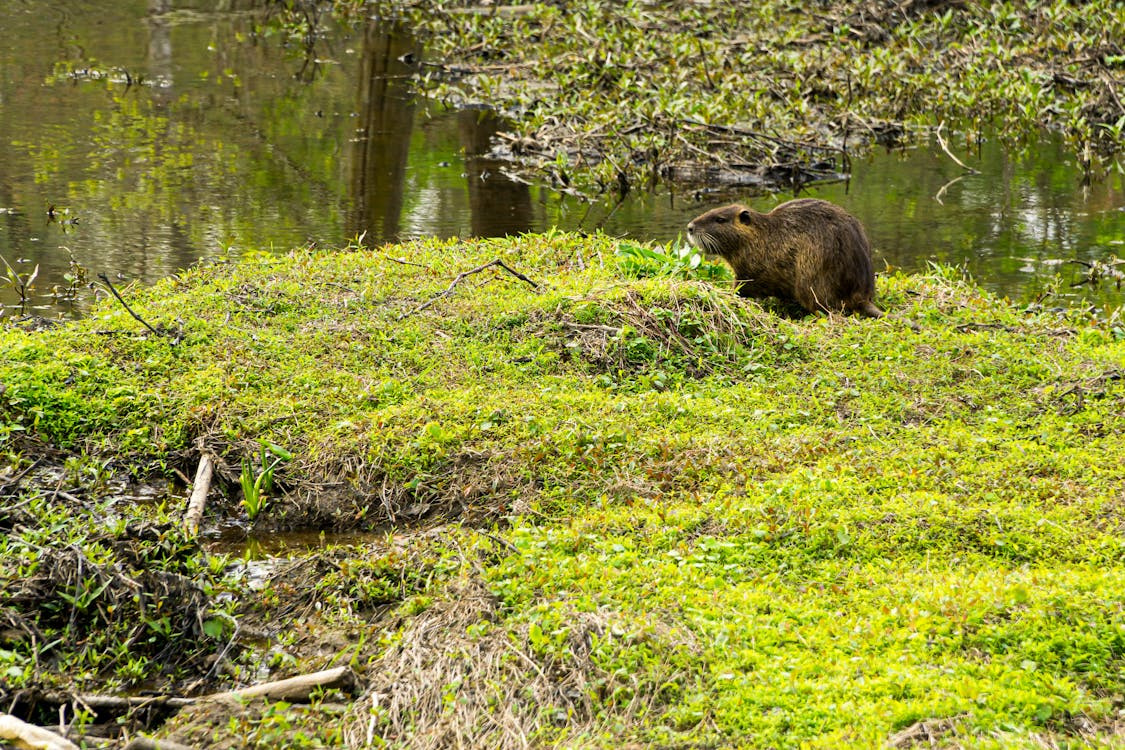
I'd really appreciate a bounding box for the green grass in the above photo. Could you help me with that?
[2,234,1124,746]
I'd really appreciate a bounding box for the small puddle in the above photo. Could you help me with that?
[201,525,396,585]
[204,525,391,560]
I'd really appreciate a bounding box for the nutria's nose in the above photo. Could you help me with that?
[686,220,695,233]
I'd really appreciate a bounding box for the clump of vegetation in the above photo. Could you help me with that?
[1,254,39,316]
[615,238,732,283]
[0,451,238,696]
[240,440,292,522]
[338,0,1125,192]
[1,233,1124,747]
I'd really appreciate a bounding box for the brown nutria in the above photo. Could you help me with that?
[686,199,883,318]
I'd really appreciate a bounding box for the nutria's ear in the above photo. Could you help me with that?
[738,209,752,225]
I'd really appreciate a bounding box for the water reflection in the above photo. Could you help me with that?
[145,0,174,102]
[205,525,390,560]
[459,107,533,237]
[819,139,1125,301]
[0,0,1122,319]
[348,22,419,242]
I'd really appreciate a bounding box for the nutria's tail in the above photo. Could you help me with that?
[856,300,884,318]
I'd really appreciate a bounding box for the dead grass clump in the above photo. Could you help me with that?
[1,537,217,678]
[542,283,794,377]
[343,577,696,749]
[887,714,966,748]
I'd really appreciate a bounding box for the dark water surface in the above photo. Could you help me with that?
[2,0,1123,319]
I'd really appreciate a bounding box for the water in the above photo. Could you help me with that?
[2,0,1123,320]
[205,525,391,560]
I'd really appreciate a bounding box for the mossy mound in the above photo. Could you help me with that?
[2,234,1125,747]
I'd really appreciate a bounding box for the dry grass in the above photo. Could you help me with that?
[343,576,699,749]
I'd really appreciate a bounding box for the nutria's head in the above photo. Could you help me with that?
[686,204,755,259]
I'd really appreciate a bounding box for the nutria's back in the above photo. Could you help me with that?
[686,199,882,317]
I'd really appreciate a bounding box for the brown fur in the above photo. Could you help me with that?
[686,199,883,317]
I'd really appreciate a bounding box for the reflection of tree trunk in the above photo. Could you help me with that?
[458,109,532,237]
[348,22,420,242]
[145,0,173,107]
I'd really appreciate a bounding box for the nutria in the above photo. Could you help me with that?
[686,199,883,318]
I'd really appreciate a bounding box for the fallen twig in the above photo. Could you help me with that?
[97,273,173,341]
[0,458,42,495]
[41,665,356,716]
[935,122,980,175]
[221,665,357,702]
[1100,72,1125,115]
[385,256,430,269]
[183,448,214,537]
[0,713,81,750]
[398,259,541,319]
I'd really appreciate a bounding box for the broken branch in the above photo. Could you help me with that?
[398,259,541,319]
[183,448,214,537]
[221,665,357,702]
[935,122,980,175]
[0,714,81,750]
[97,273,171,340]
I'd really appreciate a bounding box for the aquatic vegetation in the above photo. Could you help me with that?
[0,254,38,316]
[342,0,1125,191]
[240,441,292,522]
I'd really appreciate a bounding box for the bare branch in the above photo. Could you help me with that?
[935,122,980,175]
[399,259,541,319]
[97,273,174,341]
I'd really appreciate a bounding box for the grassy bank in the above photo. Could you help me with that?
[340,0,1125,192]
[2,234,1124,747]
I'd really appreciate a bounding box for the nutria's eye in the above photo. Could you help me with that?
[714,216,727,224]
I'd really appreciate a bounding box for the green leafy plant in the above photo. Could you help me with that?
[1,253,39,315]
[240,441,292,521]
[615,239,733,282]
[57,575,112,613]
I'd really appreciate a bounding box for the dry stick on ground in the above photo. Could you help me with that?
[183,445,214,537]
[385,256,430,269]
[0,458,42,495]
[30,669,355,750]
[935,122,981,174]
[40,666,357,717]
[122,737,197,750]
[398,259,541,319]
[1099,72,1125,115]
[0,713,81,750]
[222,666,357,702]
[97,273,172,340]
